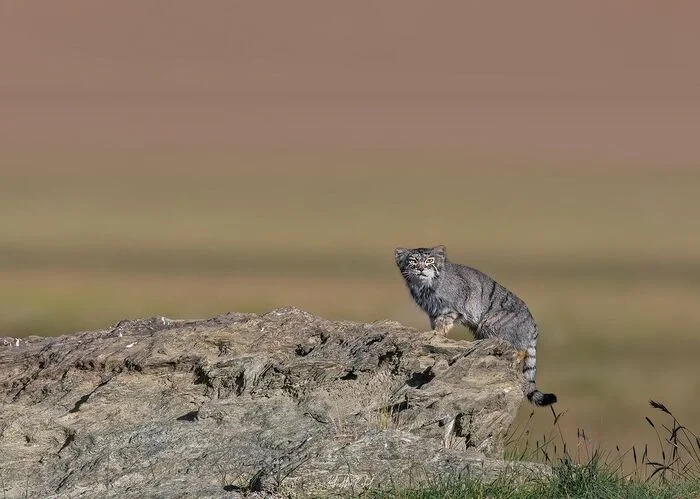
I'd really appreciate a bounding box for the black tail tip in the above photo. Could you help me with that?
[527,391,557,406]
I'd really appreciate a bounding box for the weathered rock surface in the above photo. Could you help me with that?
[0,307,541,498]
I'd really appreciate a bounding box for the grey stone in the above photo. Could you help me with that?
[0,307,545,498]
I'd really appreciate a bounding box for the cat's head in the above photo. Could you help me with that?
[394,245,447,284]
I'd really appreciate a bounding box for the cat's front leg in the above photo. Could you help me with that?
[430,314,456,336]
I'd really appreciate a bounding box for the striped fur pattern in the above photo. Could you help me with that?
[395,245,557,406]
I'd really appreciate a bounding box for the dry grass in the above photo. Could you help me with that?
[375,401,700,498]
[2,148,699,454]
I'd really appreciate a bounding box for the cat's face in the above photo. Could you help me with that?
[394,245,446,285]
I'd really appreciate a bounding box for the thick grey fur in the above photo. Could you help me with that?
[395,245,557,406]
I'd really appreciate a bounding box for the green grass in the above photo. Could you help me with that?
[372,471,700,499]
[366,401,700,498]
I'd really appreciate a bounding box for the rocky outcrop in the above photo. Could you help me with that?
[0,307,541,497]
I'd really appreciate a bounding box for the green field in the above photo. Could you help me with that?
[2,148,699,459]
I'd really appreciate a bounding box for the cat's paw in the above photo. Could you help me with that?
[429,328,450,337]
[420,329,442,338]
[421,330,453,346]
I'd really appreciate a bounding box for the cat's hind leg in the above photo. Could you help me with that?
[508,323,530,369]
[512,349,528,368]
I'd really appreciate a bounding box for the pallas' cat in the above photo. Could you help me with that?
[395,245,557,406]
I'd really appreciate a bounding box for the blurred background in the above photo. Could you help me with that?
[2,1,699,455]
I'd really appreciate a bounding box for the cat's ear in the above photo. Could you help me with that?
[432,245,446,258]
[394,247,409,264]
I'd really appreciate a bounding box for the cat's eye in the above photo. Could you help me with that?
[425,257,435,264]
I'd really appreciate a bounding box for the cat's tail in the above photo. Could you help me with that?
[524,338,557,406]
[527,388,557,406]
